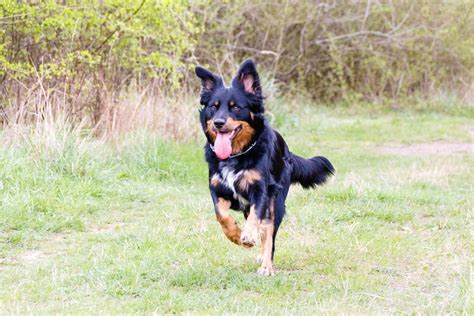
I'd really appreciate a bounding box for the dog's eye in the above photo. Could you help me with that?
[229,102,239,112]
[210,101,219,112]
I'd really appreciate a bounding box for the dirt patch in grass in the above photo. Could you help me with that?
[0,233,70,268]
[377,141,472,156]
[0,250,48,267]
[89,222,126,233]
[17,250,48,265]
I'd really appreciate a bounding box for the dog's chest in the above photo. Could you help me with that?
[220,166,249,207]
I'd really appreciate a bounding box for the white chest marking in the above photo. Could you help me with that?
[220,167,249,207]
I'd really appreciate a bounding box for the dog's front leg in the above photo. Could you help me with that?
[240,205,259,248]
[243,188,275,276]
[214,197,242,245]
[256,197,275,276]
[240,180,266,248]
[257,216,275,276]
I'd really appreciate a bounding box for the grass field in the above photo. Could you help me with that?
[0,103,472,314]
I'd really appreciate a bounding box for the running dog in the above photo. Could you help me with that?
[195,59,334,276]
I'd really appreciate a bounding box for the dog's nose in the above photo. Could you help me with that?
[214,119,225,129]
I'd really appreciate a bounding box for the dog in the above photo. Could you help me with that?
[195,59,334,276]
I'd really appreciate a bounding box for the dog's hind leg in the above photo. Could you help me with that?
[215,198,242,245]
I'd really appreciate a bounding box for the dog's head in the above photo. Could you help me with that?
[195,60,264,160]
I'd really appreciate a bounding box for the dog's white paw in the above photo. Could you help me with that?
[257,265,275,276]
[240,228,258,248]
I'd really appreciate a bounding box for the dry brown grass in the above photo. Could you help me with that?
[1,82,201,147]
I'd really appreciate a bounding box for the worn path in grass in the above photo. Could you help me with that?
[0,106,472,313]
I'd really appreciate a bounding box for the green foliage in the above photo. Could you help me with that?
[0,0,199,122]
[0,0,472,131]
[194,0,473,101]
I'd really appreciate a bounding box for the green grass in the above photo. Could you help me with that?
[0,105,472,314]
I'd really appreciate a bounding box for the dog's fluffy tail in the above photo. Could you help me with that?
[290,153,334,189]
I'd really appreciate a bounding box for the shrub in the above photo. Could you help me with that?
[0,0,199,127]
[0,0,471,137]
[193,0,473,101]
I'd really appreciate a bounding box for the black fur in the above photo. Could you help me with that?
[195,59,334,267]
[290,155,335,188]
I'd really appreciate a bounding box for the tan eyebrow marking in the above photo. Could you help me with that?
[229,100,235,106]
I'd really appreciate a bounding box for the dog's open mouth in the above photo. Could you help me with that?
[214,125,242,160]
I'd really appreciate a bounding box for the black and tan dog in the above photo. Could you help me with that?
[195,60,334,276]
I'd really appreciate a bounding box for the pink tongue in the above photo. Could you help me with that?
[215,132,232,160]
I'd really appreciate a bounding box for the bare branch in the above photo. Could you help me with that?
[225,45,279,57]
[360,0,372,32]
[314,30,394,45]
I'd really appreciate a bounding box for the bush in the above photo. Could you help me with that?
[0,0,199,126]
[0,0,471,135]
[193,0,473,101]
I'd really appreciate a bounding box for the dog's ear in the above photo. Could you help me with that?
[232,59,261,96]
[195,66,223,105]
[194,66,224,92]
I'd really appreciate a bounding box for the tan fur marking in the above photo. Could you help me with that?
[257,198,275,276]
[215,198,241,245]
[259,224,267,262]
[206,119,217,142]
[238,169,262,192]
[258,220,275,276]
[240,205,258,248]
[210,174,220,187]
[232,121,254,154]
